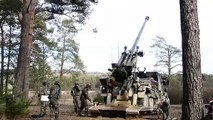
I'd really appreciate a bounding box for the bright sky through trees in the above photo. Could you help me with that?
[75,0,213,74]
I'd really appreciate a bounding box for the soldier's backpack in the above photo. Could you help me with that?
[71,86,80,96]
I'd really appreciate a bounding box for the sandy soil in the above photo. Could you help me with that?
[2,104,181,120]
[1,91,183,120]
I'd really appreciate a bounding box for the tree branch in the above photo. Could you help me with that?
[27,0,33,13]
[170,64,182,69]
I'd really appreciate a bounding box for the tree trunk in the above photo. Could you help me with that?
[15,0,35,99]
[168,50,171,76]
[5,22,12,95]
[42,43,46,80]
[0,25,4,95]
[59,37,65,81]
[180,0,203,120]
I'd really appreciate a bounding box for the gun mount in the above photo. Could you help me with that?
[109,16,149,92]
[89,16,170,119]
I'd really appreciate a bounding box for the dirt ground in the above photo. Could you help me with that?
[1,91,183,120]
[1,104,181,120]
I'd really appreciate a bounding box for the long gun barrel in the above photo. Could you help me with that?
[130,16,149,52]
[117,16,149,66]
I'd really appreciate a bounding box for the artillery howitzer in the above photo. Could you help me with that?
[89,16,170,119]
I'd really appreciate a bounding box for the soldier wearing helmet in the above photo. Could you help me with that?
[78,83,92,116]
[49,81,61,120]
[71,82,81,114]
[38,81,48,116]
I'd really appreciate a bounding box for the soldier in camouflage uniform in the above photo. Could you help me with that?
[38,81,48,116]
[71,83,81,114]
[49,81,61,120]
[78,83,91,116]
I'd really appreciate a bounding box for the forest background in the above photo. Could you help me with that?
[0,0,212,117]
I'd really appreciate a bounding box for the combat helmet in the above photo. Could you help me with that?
[86,83,91,88]
[74,82,79,86]
[54,81,60,85]
[42,80,47,86]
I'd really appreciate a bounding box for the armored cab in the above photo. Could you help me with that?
[89,16,170,119]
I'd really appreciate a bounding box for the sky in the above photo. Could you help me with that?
[74,0,213,74]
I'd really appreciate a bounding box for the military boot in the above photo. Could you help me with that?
[55,113,59,120]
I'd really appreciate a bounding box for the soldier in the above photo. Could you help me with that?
[159,95,170,119]
[38,81,48,116]
[49,81,61,120]
[71,82,81,114]
[78,83,92,116]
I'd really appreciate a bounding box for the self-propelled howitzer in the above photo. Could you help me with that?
[109,16,149,92]
[117,16,149,67]
[89,16,170,119]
